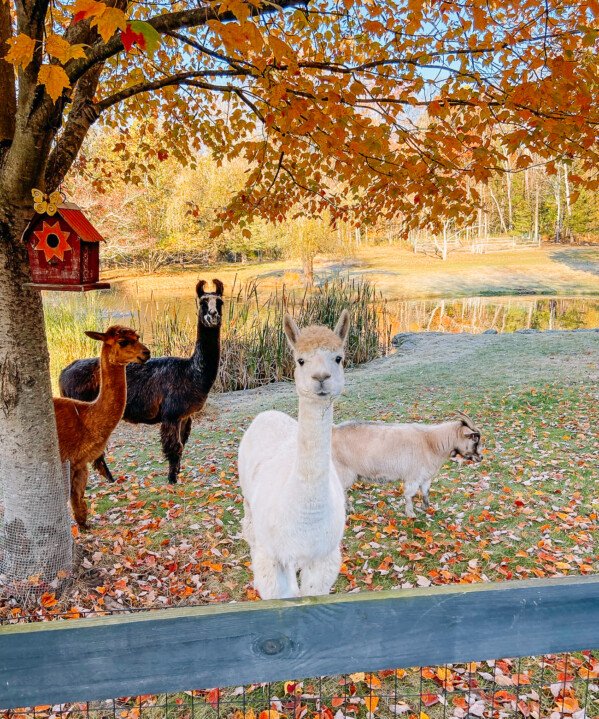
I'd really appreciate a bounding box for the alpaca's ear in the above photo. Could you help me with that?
[85,331,106,342]
[196,280,206,297]
[334,309,350,344]
[283,313,300,349]
[213,279,224,296]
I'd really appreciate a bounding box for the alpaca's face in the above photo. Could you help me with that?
[196,279,224,328]
[85,326,151,366]
[283,310,350,402]
[293,347,345,400]
[199,293,223,328]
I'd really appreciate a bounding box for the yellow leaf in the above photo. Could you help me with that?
[364,697,379,714]
[72,0,106,22]
[5,33,36,70]
[38,64,71,102]
[46,34,87,63]
[92,6,127,42]
[269,34,295,63]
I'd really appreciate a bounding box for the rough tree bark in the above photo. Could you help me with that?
[0,6,72,588]
[0,201,72,587]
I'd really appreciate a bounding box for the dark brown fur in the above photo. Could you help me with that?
[59,280,223,484]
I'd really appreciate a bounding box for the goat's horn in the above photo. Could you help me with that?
[456,410,477,429]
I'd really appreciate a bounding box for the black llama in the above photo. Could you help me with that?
[59,279,224,484]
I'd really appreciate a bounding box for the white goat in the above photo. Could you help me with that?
[238,311,350,600]
[332,414,482,517]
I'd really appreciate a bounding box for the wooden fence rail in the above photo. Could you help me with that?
[2,575,599,709]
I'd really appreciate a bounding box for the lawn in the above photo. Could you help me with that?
[9,329,594,615]
[102,245,599,304]
[2,330,598,719]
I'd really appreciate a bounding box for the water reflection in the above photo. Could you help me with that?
[387,296,599,334]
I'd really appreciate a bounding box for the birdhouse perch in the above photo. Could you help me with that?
[23,201,110,292]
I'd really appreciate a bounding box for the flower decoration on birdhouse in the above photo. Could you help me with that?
[33,220,72,263]
[32,188,63,216]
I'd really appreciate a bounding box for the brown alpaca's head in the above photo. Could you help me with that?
[196,279,224,328]
[85,326,151,366]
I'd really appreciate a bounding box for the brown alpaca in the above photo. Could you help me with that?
[53,326,150,528]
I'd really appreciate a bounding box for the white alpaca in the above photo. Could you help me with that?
[238,310,350,600]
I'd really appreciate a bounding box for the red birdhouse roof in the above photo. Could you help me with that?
[55,202,104,243]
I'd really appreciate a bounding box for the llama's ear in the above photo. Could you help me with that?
[213,279,224,296]
[334,309,350,345]
[283,313,300,349]
[85,331,106,342]
[196,280,206,297]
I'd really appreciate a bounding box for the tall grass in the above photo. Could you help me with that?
[44,295,127,392]
[44,277,391,393]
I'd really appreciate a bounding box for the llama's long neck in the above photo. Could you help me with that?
[92,345,127,435]
[191,320,221,392]
[295,397,335,484]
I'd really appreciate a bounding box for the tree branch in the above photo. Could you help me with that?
[44,65,104,191]
[67,0,307,84]
[95,70,251,112]
[0,1,16,148]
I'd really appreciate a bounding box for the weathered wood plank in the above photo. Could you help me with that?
[2,575,599,708]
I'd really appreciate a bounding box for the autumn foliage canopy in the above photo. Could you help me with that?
[0,0,597,232]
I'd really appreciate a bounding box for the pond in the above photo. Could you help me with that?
[386,295,599,335]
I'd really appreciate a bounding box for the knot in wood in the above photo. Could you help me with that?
[256,635,289,656]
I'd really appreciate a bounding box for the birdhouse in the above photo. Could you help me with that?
[23,202,110,291]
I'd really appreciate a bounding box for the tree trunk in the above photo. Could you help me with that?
[554,166,562,243]
[534,182,540,246]
[505,160,513,230]
[302,255,314,285]
[0,201,72,593]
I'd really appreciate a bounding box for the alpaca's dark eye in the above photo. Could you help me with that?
[297,358,305,366]
[335,356,342,364]
[118,339,130,347]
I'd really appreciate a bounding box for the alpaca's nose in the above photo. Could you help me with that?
[312,371,331,384]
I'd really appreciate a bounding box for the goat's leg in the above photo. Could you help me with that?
[421,479,433,510]
[300,546,342,597]
[70,466,90,529]
[160,420,184,484]
[92,454,115,483]
[404,481,418,518]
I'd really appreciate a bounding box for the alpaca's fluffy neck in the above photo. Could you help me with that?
[92,345,127,435]
[191,320,221,391]
[295,397,334,483]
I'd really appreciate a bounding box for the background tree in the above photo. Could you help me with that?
[0,0,597,586]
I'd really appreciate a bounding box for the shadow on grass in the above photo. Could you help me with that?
[550,248,599,276]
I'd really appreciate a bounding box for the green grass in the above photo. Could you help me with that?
[4,330,598,719]
[60,329,598,608]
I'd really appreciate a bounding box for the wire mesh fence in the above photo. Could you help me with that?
[0,461,72,606]
[2,652,598,719]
